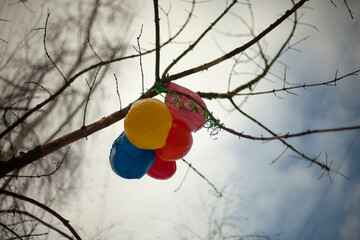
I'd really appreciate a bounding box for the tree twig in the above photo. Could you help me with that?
[42,10,67,83]
[114,74,122,110]
[0,222,24,240]
[87,39,103,62]
[0,190,82,240]
[180,158,223,197]
[133,25,145,94]
[25,81,52,96]
[153,0,161,82]
[197,68,360,99]
[1,210,73,239]
[343,0,354,19]
[83,66,102,127]
[173,162,191,193]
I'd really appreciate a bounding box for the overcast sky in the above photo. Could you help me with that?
[2,0,359,239]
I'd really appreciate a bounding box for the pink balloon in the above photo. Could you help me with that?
[165,82,207,132]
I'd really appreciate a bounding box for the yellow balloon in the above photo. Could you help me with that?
[124,98,172,149]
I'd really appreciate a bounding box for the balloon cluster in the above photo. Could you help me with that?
[109,82,207,180]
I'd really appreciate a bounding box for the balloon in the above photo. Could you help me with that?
[165,82,207,132]
[155,120,193,161]
[109,132,155,179]
[124,98,172,149]
[147,155,177,180]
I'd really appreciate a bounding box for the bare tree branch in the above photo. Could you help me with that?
[42,10,67,83]
[0,222,24,240]
[153,0,161,82]
[133,25,145,94]
[343,0,354,18]
[114,74,122,111]
[180,158,223,197]
[83,66,102,127]
[0,190,81,240]
[1,210,73,239]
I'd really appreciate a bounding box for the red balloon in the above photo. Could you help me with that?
[147,155,177,180]
[155,120,193,161]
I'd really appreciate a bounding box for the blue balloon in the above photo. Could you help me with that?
[109,132,155,179]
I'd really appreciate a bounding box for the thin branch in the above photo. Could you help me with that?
[25,81,52,96]
[180,158,223,197]
[343,0,354,19]
[87,39,103,62]
[114,74,122,110]
[261,125,360,139]
[284,35,310,53]
[4,233,48,240]
[166,0,195,44]
[83,66,102,127]
[42,10,67,83]
[159,2,172,39]
[0,222,24,240]
[0,106,44,112]
[133,25,145,94]
[329,0,337,7]
[1,210,73,240]
[173,162,191,193]
[153,0,161,82]
[198,68,360,99]
[0,190,82,240]
[227,55,242,92]
[0,38,8,44]
[271,147,289,165]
